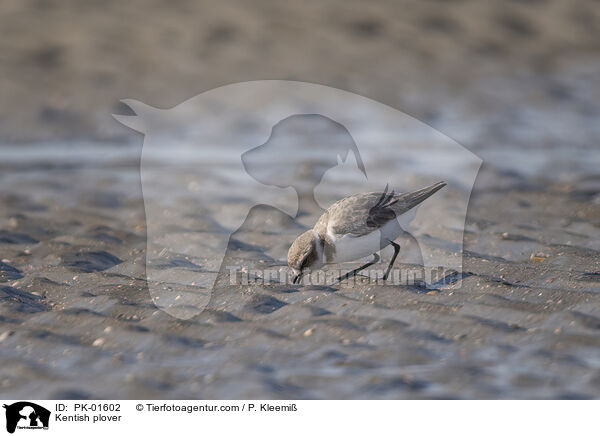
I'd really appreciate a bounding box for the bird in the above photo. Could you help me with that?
[288,181,447,284]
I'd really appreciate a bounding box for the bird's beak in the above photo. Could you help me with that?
[292,272,303,284]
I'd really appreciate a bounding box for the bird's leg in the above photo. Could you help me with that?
[336,253,380,284]
[382,241,400,281]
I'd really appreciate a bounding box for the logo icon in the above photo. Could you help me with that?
[3,402,50,434]
[114,80,481,319]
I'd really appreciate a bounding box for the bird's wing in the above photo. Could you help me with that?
[327,187,399,238]
[327,182,447,238]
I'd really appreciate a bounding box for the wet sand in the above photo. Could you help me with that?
[0,142,599,399]
[1,0,599,399]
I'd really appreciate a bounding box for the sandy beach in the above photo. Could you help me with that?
[0,0,599,399]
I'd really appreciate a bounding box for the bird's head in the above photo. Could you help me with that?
[288,230,321,284]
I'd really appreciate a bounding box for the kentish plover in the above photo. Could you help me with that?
[288,181,447,284]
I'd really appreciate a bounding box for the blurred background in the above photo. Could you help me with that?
[0,0,598,151]
[1,0,599,399]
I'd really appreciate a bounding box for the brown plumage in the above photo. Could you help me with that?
[288,181,447,284]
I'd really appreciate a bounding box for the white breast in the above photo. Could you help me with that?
[327,219,404,264]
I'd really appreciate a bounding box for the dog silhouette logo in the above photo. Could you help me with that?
[3,402,50,433]
[114,80,481,319]
[241,114,366,217]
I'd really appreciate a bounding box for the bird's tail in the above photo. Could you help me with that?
[396,181,447,211]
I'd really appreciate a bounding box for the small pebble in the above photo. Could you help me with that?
[0,331,13,343]
[530,253,549,262]
[204,374,215,383]
[92,337,105,347]
[303,328,314,337]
